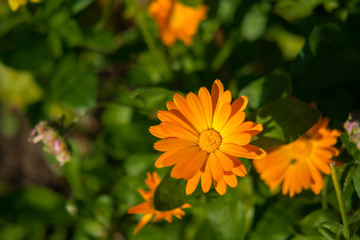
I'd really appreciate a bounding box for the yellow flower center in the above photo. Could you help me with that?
[198,129,222,153]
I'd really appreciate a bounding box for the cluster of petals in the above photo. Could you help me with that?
[149,80,266,195]
[148,0,207,46]
[253,116,341,197]
[7,0,39,11]
[127,172,191,235]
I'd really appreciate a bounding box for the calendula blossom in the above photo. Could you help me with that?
[253,116,341,197]
[148,0,207,46]
[128,172,191,235]
[7,0,39,11]
[149,80,266,195]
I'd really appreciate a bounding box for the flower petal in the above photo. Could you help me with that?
[214,150,234,171]
[209,152,223,181]
[154,138,197,152]
[201,158,212,193]
[186,171,202,195]
[198,87,213,128]
[214,178,227,195]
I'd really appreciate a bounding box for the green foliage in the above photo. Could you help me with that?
[1,0,360,239]
[254,100,321,148]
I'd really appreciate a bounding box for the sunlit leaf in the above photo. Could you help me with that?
[0,63,43,109]
[317,221,345,240]
[254,100,321,148]
[292,209,337,236]
[206,177,255,240]
[353,165,360,199]
[239,73,291,109]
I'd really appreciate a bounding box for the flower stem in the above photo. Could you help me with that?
[131,0,172,79]
[330,163,350,239]
[96,0,115,30]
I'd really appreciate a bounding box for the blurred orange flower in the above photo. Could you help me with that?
[148,0,207,46]
[128,172,191,235]
[149,80,266,195]
[7,0,39,11]
[253,116,341,197]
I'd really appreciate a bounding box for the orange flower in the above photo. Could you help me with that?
[128,172,191,235]
[149,80,266,195]
[253,116,341,197]
[148,0,207,46]
[7,0,39,11]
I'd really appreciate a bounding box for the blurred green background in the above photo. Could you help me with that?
[1,0,360,239]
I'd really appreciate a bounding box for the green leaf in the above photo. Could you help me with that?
[72,0,94,14]
[292,23,360,90]
[82,30,118,53]
[254,100,321,149]
[239,73,292,109]
[49,54,97,108]
[94,195,113,226]
[240,2,270,41]
[0,186,72,224]
[206,177,255,240]
[353,165,360,199]
[249,198,308,240]
[341,132,360,162]
[318,221,345,240]
[0,25,51,70]
[274,0,323,21]
[128,88,177,111]
[0,63,44,109]
[292,209,338,236]
[153,173,189,211]
[340,164,358,191]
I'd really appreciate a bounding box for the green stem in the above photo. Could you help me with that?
[131,0,172,79]
[330,163,350,239]
[96,0,115,30]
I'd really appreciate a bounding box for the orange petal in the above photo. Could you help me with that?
[212,102,232,132]
[170,147,204,179]
[198,87,213,128]
[230,96,248,116]
[133,213,153,235]
[231,159,247,177]
[186,171,202,195]
[161,121,199,141]
[211,79,224,111]
[155,151,179,168]
[128,202,152,214]
[173,93,203,132]
[221,132,252,146]
[154,138,197,152]
[223,173,237,188]
[214,150,233,171]
[157,110,197,135]
[186,92,208,130]
[214,178,227,195]
[201,158,212,193]
[209,152,223,181]
[149,125,168,139]
[220,143,266,159]
[221,111,245,136]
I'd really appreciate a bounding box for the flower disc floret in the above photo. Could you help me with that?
[198,129,222,153]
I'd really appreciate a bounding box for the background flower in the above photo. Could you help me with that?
[253,116,341,197]
[148,0,207,46]
[7,0,39,11]
[128,172,191,235]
